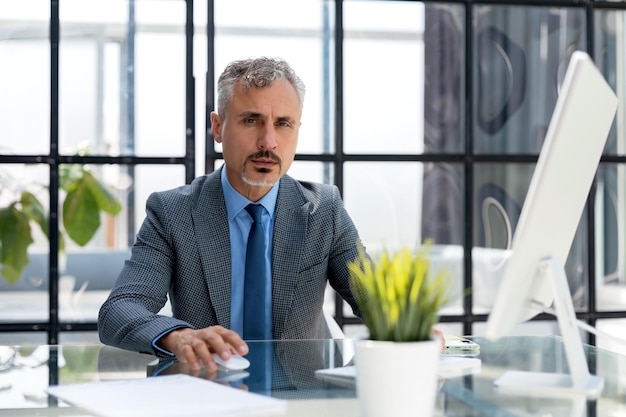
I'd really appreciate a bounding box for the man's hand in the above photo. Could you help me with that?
[433,327,446,352]
[158,326,248,372]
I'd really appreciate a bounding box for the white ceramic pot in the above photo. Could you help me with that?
[355,338,440,417]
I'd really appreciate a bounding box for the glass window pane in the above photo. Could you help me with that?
[60,249,129,323]
[473,163,532,250]
[0,163,50,251]
[193,5,208,179]
[595,10,625,156]
[423,4,466,154]
[0,333,47,345]
[0,164,49,323]
[131,165,186,243]
[0,2,49,155]
[59,163,127,251]
[57,164,186,251]
[346,162,465,313]
[596,164,626,312]
[288,161,334,185]
[344,162,426,251]
[421,163,465,313]
[596,319,626,356]
[59,163,184,323]
[422,163,464,245]
[58,39,100,155]
[0,286,49,323]
[473,6,586,154]
[135,30,186,157]
[344,1,426,154]
[59,0,187,157]
[474,163,589,313]
[214,0,332,154]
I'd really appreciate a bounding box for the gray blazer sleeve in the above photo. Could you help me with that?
[99,171,235,355]
[98,190,195,356]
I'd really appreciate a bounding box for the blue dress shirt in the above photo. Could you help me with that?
[150,166,279,354]
[221,166,278,337]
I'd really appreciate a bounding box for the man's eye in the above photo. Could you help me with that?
[244,118,257,124]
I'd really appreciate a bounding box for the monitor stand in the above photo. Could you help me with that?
[493,258,604,398]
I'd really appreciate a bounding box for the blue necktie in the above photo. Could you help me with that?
[243,204,273,394]
[243,204,271,340]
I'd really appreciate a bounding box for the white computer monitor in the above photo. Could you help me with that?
[484,51,618,397]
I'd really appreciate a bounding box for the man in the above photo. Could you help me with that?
[98,57,364,372]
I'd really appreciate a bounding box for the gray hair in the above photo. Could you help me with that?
[216,57,306,116]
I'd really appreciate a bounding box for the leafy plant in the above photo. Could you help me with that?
[0,164,121,284]
[347,241,451,342]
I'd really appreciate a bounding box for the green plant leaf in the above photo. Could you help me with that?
[347,242,451,342]
[81,170,121,215]
[59,164,85,191]
[21,189,67,268]
[0,163,121,284]
[20,191,49,239]
[63,177,100,246]
[0,206,34,284]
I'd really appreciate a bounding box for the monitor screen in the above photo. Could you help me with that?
[485,51,618,340]
[483,51,617,396]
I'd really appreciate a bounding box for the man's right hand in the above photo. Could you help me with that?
[158,326,248,372]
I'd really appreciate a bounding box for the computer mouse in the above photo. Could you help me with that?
[211,353,250,371]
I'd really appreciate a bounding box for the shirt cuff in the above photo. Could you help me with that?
[151,325,189,357]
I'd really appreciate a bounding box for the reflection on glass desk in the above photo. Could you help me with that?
[1,336,626,416]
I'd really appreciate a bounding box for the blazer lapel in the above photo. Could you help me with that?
[271,177,309,338]
[192,170,232,328]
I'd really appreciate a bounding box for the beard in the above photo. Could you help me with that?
[242,169,276,187]
[241,150,282,187]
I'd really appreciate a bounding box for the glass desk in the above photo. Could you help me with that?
[0,336,625,416]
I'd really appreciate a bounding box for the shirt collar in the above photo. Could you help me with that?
[221,165,280,221]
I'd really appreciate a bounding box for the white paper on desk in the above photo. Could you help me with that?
[46,374,286,417]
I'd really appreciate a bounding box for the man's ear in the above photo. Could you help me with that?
[210,112,222,143]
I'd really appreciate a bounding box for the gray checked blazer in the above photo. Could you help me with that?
[98,168,363,356]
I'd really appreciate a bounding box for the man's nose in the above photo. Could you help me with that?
[258,125,278,149]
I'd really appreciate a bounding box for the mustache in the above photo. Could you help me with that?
[247,150,281,164]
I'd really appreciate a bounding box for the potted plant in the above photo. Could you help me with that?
[0,162,121,284]
[347,241,451,417]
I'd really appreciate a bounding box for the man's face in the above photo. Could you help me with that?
[211,80,302,201]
